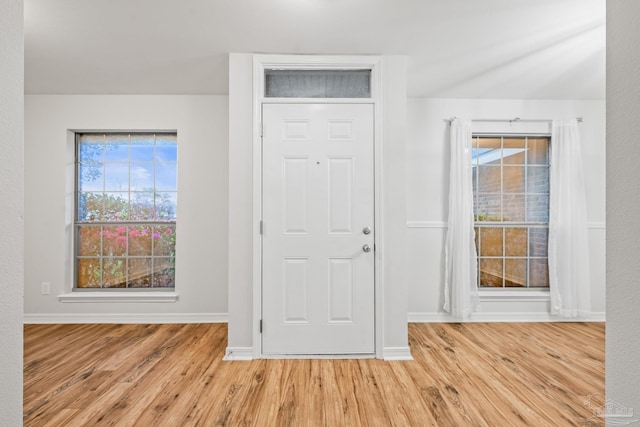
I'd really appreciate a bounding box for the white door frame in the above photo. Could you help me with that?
[251,54,385,358]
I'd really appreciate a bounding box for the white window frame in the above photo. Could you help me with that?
[472,134,551,291]
[59,131,179,303]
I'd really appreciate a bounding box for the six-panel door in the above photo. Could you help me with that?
[262,103,375,355]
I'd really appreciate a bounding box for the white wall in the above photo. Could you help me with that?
[24,95,229,321]
[0,0,24,423]
[606,0,640,416]
[23,93,606,329]
[406,98,606,321]
[227,54,254,349]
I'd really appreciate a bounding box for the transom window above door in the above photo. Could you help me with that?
[264,69,371,98]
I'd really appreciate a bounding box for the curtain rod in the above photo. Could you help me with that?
[447,117,583,124]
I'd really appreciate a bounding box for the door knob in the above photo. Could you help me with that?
[363,226,372,235]
[362,244,372,253]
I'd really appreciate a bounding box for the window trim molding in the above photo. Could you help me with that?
[251,54,386,359]
[68,130,178,294]
[478,290,550,302]
[58,291,179,303]
[473,134,551,289]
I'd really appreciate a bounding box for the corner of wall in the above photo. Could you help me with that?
[0,0,24,423]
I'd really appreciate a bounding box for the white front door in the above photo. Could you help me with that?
[262,103,375,355]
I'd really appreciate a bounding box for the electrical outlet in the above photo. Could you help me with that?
[41,282,50,295]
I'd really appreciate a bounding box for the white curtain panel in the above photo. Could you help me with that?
[549,120,591,317]
[443,119,479,318]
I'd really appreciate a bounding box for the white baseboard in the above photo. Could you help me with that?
[408,313,461,323]
[408,312,606,323]
[223,347,254,361]
[225,348,409,361]
[260,353,375,359]
[383,346,413,361]
[405,221,606,230]
[23,312,228,324]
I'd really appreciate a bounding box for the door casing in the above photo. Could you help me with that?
[251,54,385,358]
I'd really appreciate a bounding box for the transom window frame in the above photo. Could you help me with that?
[263,68,372,99]
[472,133,551,290]
[73,131,178,292]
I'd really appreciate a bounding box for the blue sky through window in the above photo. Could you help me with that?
[77,133,177,221]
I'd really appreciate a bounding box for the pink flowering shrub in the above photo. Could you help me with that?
[77,193,175,288]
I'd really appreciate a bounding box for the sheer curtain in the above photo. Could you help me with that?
[443,119,479,318]
[549,120,591,317]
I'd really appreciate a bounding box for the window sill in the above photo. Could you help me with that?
[479,290,550,302]
[58,291,179,303]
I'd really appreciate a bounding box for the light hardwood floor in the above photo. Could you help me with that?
[24,322,604,426]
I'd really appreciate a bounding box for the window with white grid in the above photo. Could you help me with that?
[75,133,177,289]
[472,135,550,288]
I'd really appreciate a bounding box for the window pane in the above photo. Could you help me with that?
[153,258,175,287]
[475,193,502,221]
[130,192,155,220]
[79,163,103,191]
[156,135,177,162]
[480,258,503,287]
[503,139,526,165]
[156,192,177,220]
[104,163,129,191]
[474,227,479,255]
[102,192,129,221]
[503,194,525,222]
[128,258,152,288]
[78,192,103,221]
[265,69,371,98]
[78,135,104,162]
[502,166,525,193]
[529,259,549,287]
[77,258,101,288]
[478,165,501,193]
[103,258,126,288]
[478,138,501,150]
[472,164,478,194]
[131,135,155,162]
[128,225,152,256]
[479,227,503,256]
[505,259,527,287]
[528,139,549,165]
[156,163,177,191]
[105,134,129,162]
[102,226,127,256]
[505,228,527,257]
[130,163,154,191]
[77,226,101,257]
[154,225,176,256]
[527,167,550,193]
[527,194,549,222]
[529,228,548,258]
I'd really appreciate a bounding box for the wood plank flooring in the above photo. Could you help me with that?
[24,322,605,426]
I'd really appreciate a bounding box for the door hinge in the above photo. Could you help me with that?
[259,319,263,333]
[259,123,263,137]
[260,220,263,235]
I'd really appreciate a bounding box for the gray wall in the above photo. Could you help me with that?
[0,0,24,423]
[606,0,640,418]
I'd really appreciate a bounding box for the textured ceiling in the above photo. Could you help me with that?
[24,0,605,99]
